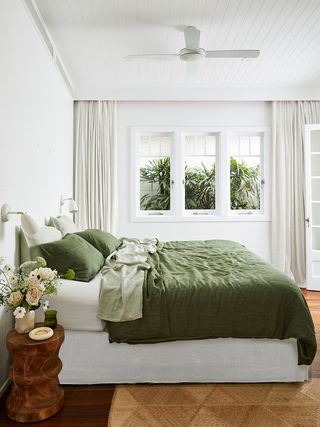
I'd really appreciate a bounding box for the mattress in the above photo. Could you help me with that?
[59,330,309,384]
[35,273,104,331]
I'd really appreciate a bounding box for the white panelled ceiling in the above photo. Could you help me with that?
[33,0,320,100]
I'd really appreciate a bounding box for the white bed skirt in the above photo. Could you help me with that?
[59,331,308,384]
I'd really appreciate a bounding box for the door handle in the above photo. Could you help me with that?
[305,218,310,228]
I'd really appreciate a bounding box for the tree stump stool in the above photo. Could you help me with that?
[6,324,64,423]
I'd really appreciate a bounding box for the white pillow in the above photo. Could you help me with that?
[20,226,63,263]
[49,215,78,236]
[24,226,62,247]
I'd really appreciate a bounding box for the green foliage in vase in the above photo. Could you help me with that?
[60,269,76,280]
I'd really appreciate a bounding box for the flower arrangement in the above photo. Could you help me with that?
[0,257,60,320]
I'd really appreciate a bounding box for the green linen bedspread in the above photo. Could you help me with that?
[106,240,316,365]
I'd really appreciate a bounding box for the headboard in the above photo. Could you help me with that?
[20,228,31,264]
[19,225,62,264]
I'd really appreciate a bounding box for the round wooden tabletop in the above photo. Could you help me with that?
[6,323,64,349]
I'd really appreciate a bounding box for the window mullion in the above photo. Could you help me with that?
[219,130,229,217]
[174,131,183,219]
[132,129,140,219]
[260,133,267,216]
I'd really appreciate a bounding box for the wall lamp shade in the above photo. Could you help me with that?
[60,195,78,214]
[21,213,40,236]
[68,199,78,213]
[1,204,24,222]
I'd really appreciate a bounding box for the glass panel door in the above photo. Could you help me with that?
[306,125,320,290]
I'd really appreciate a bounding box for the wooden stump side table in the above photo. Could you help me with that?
[6,324,65,423]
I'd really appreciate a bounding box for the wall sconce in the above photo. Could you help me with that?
[1,205,40,236]
[60,195,78,215]
[1,204,24,222]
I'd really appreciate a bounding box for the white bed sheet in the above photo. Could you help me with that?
[59,330,308,384]
[35,273,104,331]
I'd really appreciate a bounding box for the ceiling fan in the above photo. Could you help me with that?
[123,26,260,63]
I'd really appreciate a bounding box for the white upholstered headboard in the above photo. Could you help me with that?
[19,223,62,264]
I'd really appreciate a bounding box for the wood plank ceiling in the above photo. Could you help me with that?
[33,0,320,99]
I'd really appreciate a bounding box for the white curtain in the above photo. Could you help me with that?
[74,101,117,235]
[272,101,320,284]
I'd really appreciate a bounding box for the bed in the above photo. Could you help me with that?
[21,225,316,384]
[34,276,309,384]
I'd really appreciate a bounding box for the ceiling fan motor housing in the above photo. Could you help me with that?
[179,48,205,61]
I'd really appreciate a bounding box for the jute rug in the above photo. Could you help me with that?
[108,380,320,427]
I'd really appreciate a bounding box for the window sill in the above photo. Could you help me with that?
[132,215,270,223]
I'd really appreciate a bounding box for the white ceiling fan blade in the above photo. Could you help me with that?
[184,26,200,50]
[122,54,179,61]
[205,50,260,58]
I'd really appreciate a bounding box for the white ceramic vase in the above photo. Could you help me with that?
[15,310,35,334]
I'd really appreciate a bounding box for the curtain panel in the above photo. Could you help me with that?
[272,101,320,285]
[74,101,117,235]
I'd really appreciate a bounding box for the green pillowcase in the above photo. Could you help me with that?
[33,234,104,282]
[75,229,121,258]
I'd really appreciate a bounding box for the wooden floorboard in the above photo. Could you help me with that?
[0,290,319,426]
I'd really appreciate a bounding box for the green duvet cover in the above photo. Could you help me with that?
[106,240,316,365]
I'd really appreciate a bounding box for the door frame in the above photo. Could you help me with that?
[305,124,320,291]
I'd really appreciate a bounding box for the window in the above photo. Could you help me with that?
[184,133,217,214]
[228,133,264,214]
[138,133,172,215]
[132,127,268,221]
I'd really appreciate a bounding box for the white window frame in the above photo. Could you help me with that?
[133,130,175,218]
[227,130,267,218]
[131,126,270,222]
[182,131,219,218]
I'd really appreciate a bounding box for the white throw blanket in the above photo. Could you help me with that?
[98,238,158,322]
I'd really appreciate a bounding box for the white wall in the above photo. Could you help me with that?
[117,101,272,260]
[0,0,73,394]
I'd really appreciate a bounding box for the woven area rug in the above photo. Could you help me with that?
[108,380,320,427]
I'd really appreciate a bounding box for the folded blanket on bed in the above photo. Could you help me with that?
[98,238,158,322]
[104,239,317,366]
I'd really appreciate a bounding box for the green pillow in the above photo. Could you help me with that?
[33,234,104,282]
[75,229,121,258]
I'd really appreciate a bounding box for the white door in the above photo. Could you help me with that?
[305,124,320,290]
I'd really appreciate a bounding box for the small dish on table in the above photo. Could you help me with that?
[29,326,54,341]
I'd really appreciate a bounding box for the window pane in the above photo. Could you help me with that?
[239,136,250,155]
[229,135,262,211]
[229,136,239,156]
[250,136,261,155]
[139,134,171,211]
[184,134,216,211]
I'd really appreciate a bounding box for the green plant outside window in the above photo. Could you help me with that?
[140,157,260,211]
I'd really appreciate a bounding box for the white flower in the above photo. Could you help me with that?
[38,267,55,281]
[26,286,43,306]
[27,273,45,291]
[43,300,50,311]
[3,264,14,274]
[29,269,38,279]
[28,277,40,287]
[7,291,23,307]
[14,306,26,319]
[34,281,45,292]
[9,275,18,286]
